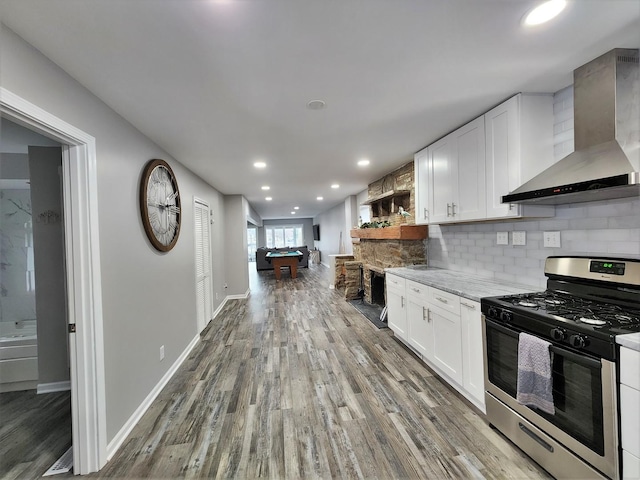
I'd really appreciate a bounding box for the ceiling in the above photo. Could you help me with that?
[1,1,639,219]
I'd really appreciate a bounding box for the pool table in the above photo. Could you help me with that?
[265,250,303,280]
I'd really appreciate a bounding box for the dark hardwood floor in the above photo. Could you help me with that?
[0,388,71,479]
[90,263,549,478]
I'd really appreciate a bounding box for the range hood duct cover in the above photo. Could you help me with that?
[503,49,639,205]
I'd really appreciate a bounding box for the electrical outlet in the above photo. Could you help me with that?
[544,231,561,248]
[497,232,509,245]
[224,283,228,290]
[160,345,165,361]
[512,231,526,246]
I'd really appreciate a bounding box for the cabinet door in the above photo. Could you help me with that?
[460,299,485,409]
[428,135,455,224]
[431,306,463,384]
[387,275,407,340]
[454,117,486,221]
[414,148,430,224]
[485,95,521,218]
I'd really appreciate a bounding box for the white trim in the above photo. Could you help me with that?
[37,381,72,394]
[226,289,250,300]
[211,297,229,319]
[106,334,200,460]
[1,87,106,474]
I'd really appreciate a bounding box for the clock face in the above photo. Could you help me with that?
[140,159,181,252]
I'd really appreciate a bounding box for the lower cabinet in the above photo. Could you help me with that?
[620,346,640,479]
[386,276,485,412]
[386,274,407,341]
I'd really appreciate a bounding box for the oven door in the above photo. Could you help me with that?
[483,317,618,479]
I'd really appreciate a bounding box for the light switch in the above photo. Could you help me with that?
[544,231,561,248]
[513,231,526,246]
[497,232,509,245]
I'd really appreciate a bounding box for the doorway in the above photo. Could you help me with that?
[1,88,107,474]
[194,198,212,334]
[247,226,257,262]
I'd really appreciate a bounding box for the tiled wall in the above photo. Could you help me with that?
[427,86,640,289]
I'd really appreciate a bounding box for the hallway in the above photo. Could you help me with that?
[86,264,549,478]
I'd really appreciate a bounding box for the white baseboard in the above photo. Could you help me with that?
[106,333,200,460]
[37,380,71,394]
[226,289,250,300]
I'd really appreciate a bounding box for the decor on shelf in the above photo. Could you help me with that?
[359,220,391,229]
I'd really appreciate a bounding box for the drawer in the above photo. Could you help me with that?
[427,287,460,315]
[406,279,428,299]
[621,384,640,457]
[620,347,640,390]
[386,274,405,293]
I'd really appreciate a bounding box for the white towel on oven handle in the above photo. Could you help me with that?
[516,332,555,415]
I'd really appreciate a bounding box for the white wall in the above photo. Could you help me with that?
[428,84,640,289]
[313,202,347,264]
[1,25,234,442]
[223,195,249,296]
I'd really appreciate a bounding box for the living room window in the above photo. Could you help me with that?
[265,225,304,248]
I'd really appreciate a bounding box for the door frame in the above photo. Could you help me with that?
[193,197,213,333]
[1,88,107,474]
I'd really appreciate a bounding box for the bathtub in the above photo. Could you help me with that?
[0,334,38,392]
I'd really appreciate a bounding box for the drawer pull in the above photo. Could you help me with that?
[411,287,420,293]
[436,297,448,304]
[461,301,476,309]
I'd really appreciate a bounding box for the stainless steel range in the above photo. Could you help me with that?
[482,256,640,480]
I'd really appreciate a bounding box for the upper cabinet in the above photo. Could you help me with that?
[415,93,556,225]
[485,94,555,219]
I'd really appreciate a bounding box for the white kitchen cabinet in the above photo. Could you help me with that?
[428,117,486,224]
[430,303,463,385]
[485,93,556,220]
[460,299,484,409]
[620,346,640,478]
[386,274,407,341]
[414,147,430,224]
[406,280,432,358]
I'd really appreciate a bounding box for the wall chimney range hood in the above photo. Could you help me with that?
[503,48,639,205]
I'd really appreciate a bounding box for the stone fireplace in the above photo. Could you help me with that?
[334,161,428,314]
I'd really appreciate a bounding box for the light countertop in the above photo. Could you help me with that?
[384,266,540,302]
[617,333,640,352]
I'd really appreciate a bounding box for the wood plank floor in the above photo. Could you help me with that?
[90,263,550,479]
[0,389,71,479]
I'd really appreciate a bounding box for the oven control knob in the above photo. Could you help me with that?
[500,310,513,323]
[569,334,587,348]
[551,328,567,341]
[487,306,498,318]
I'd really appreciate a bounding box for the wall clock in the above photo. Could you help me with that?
[139,159,181,252]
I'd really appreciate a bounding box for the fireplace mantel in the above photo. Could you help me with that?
[350,225,428,240]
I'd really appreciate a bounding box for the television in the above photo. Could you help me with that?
[313,224,320,241]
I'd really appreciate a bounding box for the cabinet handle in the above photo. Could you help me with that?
[461,301,476,309]
[424,208,428,220]
[452,203,457,216]
[436,297,448,304]
[447,203,452,217]
[411,287,420,293]
[401,296,405,308]
[423,306,430,322]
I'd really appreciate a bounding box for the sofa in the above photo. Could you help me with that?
[256,246,310,271]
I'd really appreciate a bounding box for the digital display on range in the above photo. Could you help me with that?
[589,260,625,276]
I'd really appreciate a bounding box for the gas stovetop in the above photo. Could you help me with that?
[498,290,640,335]
[482,256,640,360]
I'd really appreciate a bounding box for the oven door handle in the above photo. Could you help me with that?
[485,318,602,370]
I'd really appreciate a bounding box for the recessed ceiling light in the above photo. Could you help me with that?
[523,0,567,26]
[253,161,266,169]
[261,185,270,190]
[358,159,370,166]
[291,211,296,214]
[294,206,299,210]
[307,100,326,110]
[331,184,340,189]
[317,196,323,201]
[265,197,272,201]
